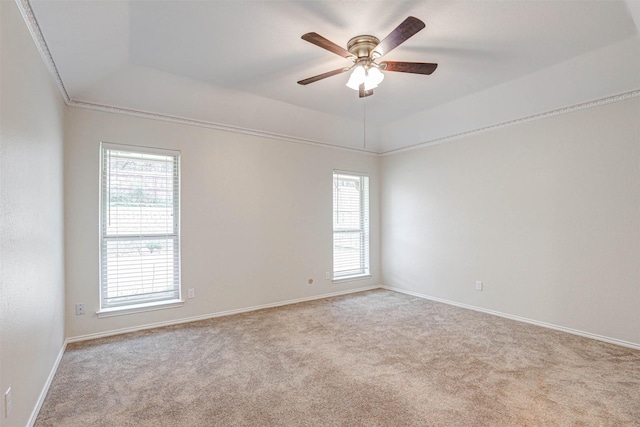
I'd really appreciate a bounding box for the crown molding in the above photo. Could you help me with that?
[16,0,640,157]
[67,100,377,155]
[380,89,640,155]
[16,0,71,103]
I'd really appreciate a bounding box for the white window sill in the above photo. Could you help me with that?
[97,299,184,318]
[332,274,372,284]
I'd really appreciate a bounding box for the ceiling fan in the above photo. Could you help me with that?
[297,16,438,98]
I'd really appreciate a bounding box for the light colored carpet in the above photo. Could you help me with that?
[36,289,640,426]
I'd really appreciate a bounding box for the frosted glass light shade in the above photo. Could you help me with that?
[346,66,366,90]
[365,67,384,90]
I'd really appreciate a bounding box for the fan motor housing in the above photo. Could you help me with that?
[347,35,380,58]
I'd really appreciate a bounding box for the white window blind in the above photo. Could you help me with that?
[333,171,370,280]
[100,143,181,309]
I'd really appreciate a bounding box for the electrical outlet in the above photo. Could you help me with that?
[4,387,12,418]
[475,281,483,291]
[187,288,195,299]
[75,303,85,315]
[325,272,330,280]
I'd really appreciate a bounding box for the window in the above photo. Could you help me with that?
[100,142,181,312]
[333,171,370,280]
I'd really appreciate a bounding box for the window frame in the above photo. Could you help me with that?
[332,170,370,282]
[98,142,182,316]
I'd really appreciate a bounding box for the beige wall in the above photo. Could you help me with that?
[0,1,67,425]
[64,107,381,339]
[381,97,640,346]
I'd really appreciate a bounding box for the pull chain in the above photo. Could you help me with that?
[362,95,367,149]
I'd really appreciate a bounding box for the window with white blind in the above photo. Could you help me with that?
[99,142,181,312]
[333,171,370,280]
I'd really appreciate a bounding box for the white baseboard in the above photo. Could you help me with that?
[28,340,68,427]
[67,285,382,343]
[382,285,640,351]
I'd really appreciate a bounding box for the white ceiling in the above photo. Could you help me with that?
[27,0,640,153]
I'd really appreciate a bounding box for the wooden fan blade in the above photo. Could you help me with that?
[380,61,438,75]
[358,83,374,98]
[297,68,347,85]
[301,32,353,58]
[373,16,425,58]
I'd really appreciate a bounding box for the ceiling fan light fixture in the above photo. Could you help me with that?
[346,65,385,91]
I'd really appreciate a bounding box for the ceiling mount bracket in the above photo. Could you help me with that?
[347,35,380,58]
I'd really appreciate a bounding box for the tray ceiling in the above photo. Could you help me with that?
[26,0,640,153]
